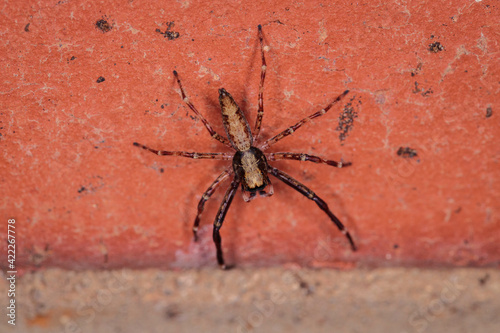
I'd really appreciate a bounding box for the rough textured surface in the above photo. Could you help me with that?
[1,1,499,270]
[0,268,499,332]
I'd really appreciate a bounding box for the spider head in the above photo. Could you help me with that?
[232,147,274,202]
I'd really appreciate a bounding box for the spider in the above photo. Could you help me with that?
[134,25,357,269]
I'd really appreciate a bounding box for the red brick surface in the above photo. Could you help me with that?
[1,0,499,270]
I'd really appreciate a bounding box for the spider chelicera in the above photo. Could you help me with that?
[134,25,356,269]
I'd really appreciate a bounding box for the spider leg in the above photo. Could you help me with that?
[253,24,267,141]
[213,178,240,269]
[133,142,233,160]
[193,168,233,241]
[260,90,349,151]
[173,71,233,148]
[267,152,352,168]
[268,165,357,251]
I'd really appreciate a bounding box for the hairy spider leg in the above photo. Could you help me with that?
[133,142,233,160]
[193,168,233,241]
[173,71,233,149]
[268,166,357,251]
[253,24,267,141]
[267,152,352,168]
[213,179,240,269]
[259,90,350,151]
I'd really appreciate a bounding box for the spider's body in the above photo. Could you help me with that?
[134,25,356,269]
[219,87,273,198]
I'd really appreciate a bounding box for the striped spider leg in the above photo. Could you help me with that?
[134,25,355,269]
[193,168,233,242]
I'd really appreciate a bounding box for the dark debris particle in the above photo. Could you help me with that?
[95,18,112,33]
[96,76,105,83]
[393,244,399,249]
[164,305,181,319]
[156,21,180,40]
[24,23,30,32]
[160,168,164,173]
[413,81,421,93]
[293,274,313,296]
[421,88,433,97]
[336,97,359,142]
[486,106,492,118]
[413,82,433,97]
[397,147,418,158]
[429,42,444,53]
[78,186,86,193]
[271,19,285,25]
[299,281,313,295]
[411,62,423,77]
[479,273,490,286]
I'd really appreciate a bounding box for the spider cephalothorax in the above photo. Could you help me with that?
[134,25,356,269]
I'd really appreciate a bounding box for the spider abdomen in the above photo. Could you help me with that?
[219,88,253,151]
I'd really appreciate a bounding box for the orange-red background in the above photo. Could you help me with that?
[1,0,499,271]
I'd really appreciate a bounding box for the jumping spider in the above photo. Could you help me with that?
[134,25,356,269]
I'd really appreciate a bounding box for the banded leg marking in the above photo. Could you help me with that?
[253,24,267,141]
[260,90,349,151]
[213,179,240,269]
[173,71,233,148]
[193,168,233,241]
[268,166,356,251]
[133,142,233,160]
[267,152,352,168]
